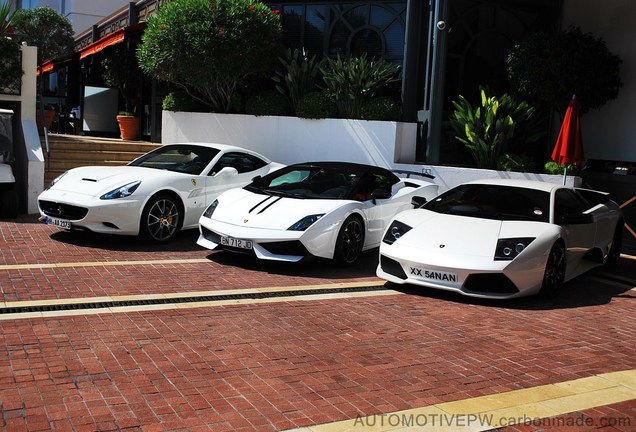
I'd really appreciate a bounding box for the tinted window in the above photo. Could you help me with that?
[424,184,550,222]
[246,165,361,199]
[211,152,267,175]
[554,189,590,223]
[129,145,219,175]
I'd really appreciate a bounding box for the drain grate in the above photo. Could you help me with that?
[1,285,388,315]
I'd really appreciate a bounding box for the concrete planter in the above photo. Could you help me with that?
[162,111,417,167]
[162,111,579,191]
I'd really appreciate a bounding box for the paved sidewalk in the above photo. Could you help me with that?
[1,215,635,431]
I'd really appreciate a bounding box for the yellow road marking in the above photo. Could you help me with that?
[0,258,210,271]
[0,280,391,320]
[288,370,636,431]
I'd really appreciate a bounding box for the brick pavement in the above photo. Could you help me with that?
[1,214,635,431]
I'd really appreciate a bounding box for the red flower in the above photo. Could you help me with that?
[218,27,225,36]
[160,25,167,31]
[247,6,256,11]
[272,9,280,14]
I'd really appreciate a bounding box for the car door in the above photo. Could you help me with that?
[553,189,596,276]
[353,171,401,247]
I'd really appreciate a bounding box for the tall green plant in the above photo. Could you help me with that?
[449,87,538,169]
[320,53,400,119]
[137,0,282,113]
[273,48,324,114]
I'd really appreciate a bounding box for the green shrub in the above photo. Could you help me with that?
[138,0,282,113]
[497,153,536,173]
[162,91,207,112]
[544,160,581,176]
[245,90,290,116]
[360,97,400,121]
[273,48,324,113]
[296,92,337,119]
[507,27,622,114]
[321,53,400,119]
[0,37,22,93]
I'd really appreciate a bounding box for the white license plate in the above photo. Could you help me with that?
[221,236,253,250]
[45,216,71,229]
[410,267,458,284]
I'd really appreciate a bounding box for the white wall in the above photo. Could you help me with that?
[162,111,578,192]
[0,45,44,214]
[562,0,636,163]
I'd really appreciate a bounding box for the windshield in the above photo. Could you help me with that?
[424,184,550,222]
[245,165,361,199]
[128,145,220,175]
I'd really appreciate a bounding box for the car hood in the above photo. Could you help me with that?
[213,188,347,229]
[393,210,507,258]
[46,166,181,196]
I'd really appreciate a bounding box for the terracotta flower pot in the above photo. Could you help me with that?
[116,115,140,141]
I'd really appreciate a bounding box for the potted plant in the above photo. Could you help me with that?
[115,111,139,141]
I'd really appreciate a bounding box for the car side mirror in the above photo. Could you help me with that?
[371,188,391,204]
[559,212,593,225]
[411,196,427,208]
[214,167,238,177]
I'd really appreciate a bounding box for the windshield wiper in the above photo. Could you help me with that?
[262,189,304,198]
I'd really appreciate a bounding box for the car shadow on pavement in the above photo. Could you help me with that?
[48,228,205,253]
[205,249,380,279]
[388,258,636,311]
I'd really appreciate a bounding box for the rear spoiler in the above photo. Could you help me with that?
[392,169,435,180]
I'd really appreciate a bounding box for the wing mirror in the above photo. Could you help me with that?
[411,196,427,208]
[214,167,238,177]
[559,212,593,225]
[371,188,391,204]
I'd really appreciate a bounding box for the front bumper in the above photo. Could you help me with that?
[376,245,546,299]
[197,217,338,262]
[38,189,144,235]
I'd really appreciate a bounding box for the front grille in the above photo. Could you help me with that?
[380,255,407,279]
[260,241,308,257]
[463,273,519,294]
[38,200,88,220]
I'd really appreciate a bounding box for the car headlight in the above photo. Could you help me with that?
[99,181,141,200]
[494,237,535,260]
[382,220,412,245]
[46,171,67,190]
[288,214,324,231]
[203,199,219,218]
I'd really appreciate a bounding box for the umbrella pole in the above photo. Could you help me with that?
[562,166,567,185]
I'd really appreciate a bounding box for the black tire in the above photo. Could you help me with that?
[140,193,182,243]
[605,221,623,266]
[539,241,566,298]
[0,188,18,219]
[333,216,364,266]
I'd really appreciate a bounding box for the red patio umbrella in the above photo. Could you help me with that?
[552,95,585,167]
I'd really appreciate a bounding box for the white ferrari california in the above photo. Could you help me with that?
[197,162,439,265]
[38,143,283,243]
[377,179,624,299]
